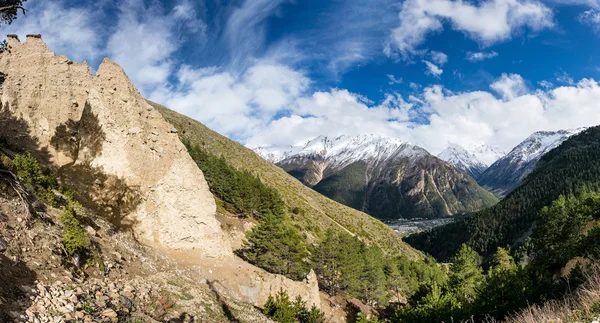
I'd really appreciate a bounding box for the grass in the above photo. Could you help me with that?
[504,266,600,323]
[151,101,420,258]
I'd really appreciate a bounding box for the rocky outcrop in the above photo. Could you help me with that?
[0,35,229,259]
[0,35,321,312]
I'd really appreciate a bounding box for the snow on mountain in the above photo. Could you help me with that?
[438,144,488,179]
[253,134,426,167]
[252,144,302,163]
[478,127,588,196]
[468,143,506,166]
[504,127,588,164]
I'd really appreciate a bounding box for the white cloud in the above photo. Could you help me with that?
[3,0,102,63]
[556,71,575,85]
[490,73,528,100]
[152,62,310,139]
[386,0,553,59]
[246,76,600,157]
[105,0,206,94]
[430,51,448,65]
[246,89,414,147]
[423,60,444,77]
[387,74,403,85]
[466,51,499,62]
[579,9,600,31]
[538,80,554,89]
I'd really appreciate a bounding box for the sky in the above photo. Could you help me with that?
[4,0,600,156]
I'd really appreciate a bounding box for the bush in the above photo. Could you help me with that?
[263,289,325,323]
[12,153,59,205]
[60,207,90,257]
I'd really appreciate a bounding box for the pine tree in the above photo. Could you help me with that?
[241,211,309,280]
[449,244,485,303]
[313,229,362,296]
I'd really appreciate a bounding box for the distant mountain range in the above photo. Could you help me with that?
[253,134,498,219]
[406,126,600,261]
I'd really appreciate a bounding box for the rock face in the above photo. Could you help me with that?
[0,35,229,258]
[255,134,498,219]
[0,35,322,311]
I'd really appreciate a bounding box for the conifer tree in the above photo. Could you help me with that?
[241,211,309,280]
[449,244,485,303]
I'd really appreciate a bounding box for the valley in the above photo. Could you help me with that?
[2,1,600,322]
[384,218,455,235]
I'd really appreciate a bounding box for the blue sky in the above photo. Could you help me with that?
[5,0,600,156]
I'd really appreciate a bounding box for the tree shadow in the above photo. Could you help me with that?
[0,101,51,164]
[51,101,141,232]
[0,254,38,321]
[208,280,241,322]
[0,175,38,319]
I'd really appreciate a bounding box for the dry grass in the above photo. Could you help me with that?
[150,101,420,258]
[505,267,600,323]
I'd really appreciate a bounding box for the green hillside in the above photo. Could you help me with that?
[152,101,418,258]
[405,126,600,261]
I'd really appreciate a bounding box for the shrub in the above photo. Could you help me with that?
[263,290,325,323]
[60,207,90,257]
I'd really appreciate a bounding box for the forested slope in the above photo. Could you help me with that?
[405,126,600,261]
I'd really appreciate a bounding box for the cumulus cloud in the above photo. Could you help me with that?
[245,89,414,147]
[430,51,448,65]
[386,0,553,59]
[6,0,599,162]
[466,51,499,62]
[490,73,528,100]
[246,76,600,156]
[423,60,444,77]
[152,62,310,139]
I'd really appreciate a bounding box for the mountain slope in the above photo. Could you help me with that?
[256,135,497,219]
[405,126,600,261]
[153,106,419,257]
[438,144,488,179]
[478,128,586,197]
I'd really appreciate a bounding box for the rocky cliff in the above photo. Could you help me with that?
[0,34,229,259]
[0,34,320,313]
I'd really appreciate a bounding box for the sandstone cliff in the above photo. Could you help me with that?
[0,35,320,310]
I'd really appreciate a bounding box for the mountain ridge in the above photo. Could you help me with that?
[477,127,587,196]
[253,134,498,219]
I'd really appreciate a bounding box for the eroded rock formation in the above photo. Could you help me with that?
[0,34,320,310]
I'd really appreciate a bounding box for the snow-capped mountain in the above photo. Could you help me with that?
[478,127,588,197]
[468,143,506,166]
[438,144,488,179]
[253,134,423,166]
[252,134,498,219]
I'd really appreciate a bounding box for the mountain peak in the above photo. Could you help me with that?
[252,133,411,163]
[438,143,488,179]
[478,127,588,196]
